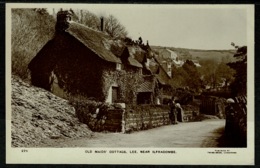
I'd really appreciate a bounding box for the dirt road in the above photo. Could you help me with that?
[41,119,225,148]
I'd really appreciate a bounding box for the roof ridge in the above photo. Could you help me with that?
[68,21,110,38]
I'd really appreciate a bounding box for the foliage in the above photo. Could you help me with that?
[69,95,123,132]
[215,62,236,89]
[227,44,247,96]
[199,59,218,88]
[170,60,202,92]
[169,65,189,88]
[199,58,235,90]
[12,9,55,79]
[181,60,202,91]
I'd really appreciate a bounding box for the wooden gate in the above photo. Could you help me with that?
[200,96,218,115]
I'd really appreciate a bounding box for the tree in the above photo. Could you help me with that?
[104,15,128,39]
[170,65,189,88]
[215,62,236,90]
[79,10,100,30]
[170,60,202,92]
[228,43,247,96]
[182,60,202,91]
[198,59,217,89]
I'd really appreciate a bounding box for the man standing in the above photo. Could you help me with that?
[169,97,178,124]
[176,103,184,122]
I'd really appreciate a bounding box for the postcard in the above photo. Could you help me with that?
[6,3,254,165]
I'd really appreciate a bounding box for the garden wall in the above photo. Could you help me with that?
[72,97,172,133]
[123,105,171,133]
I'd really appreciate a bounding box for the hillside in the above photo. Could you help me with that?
[11,76,92,147]
[151,46,236,63]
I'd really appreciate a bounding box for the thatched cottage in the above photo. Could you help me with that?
[28,10,164,104]
[29,10,138,103]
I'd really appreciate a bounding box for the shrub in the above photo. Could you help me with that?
[69,95,123,132]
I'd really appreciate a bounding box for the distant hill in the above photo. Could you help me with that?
[151,46,236,64]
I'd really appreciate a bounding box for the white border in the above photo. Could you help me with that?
[6,3,255,165]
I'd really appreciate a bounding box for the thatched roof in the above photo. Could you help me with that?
[137,75,155,93]
[66,21,121,63]
[155,74,167,85]
[127,56,143,68]
[127,46,146,63]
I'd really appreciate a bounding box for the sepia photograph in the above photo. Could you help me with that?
[6,3,254,165]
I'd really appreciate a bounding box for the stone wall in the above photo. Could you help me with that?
[123,105,171,133]
[73,100,171,133]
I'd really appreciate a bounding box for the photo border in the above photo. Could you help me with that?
[5,3,255,165]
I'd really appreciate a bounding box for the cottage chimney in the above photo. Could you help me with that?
[55,10,72,32]
[80,10,83,23]
[100,17,104,31]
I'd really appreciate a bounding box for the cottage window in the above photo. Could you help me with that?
[116,63,122,70]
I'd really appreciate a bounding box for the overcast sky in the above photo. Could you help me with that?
[49,4,249,50]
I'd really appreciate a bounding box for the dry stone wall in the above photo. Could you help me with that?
[74,102,171,133]
[123,105,171,133]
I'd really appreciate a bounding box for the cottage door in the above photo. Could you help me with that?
[112,87,118,103]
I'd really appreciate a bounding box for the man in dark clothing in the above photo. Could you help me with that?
[169,97,178,124]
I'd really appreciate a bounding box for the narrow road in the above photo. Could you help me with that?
[42,119,225,148]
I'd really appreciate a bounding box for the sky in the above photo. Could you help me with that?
[48,4,249,50]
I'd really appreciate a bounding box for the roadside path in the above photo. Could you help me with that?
[42,119,225,148]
